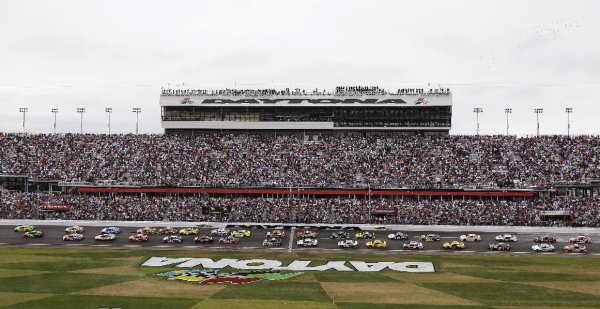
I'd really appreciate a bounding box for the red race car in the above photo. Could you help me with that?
[562,244,587,253]
[568,235,592,244]
[295,230,318,238]
[128,234,149,242]
[218,236,240,244]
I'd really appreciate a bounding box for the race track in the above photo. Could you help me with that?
[2,224,599,257]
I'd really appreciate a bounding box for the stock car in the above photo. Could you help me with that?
[495,234,518,242]
[534,234,557,243]
[296,230,318,238]
[194,235,214,244]
[531,243,555,252]
[330,231,350,239]
[100,227,121,234]
[402,241,424,250]
[569,235,592,244]
[420,234,441,242]
[24,230,44,238]
[95,233,116,241]
[210,228,230,236]
[219,236,240,244]
[488,242,511,251]
[136,227,157,235]
[459,234,481,242]
[128,234,149,242]
[159,227,178,235]
[65,226,84,234]
[63,233,84,241]
[443,241,465,250]
[231,230,251,238]
[366,239,387,249]
[297,238,318,247]
[179,228,200,235]
[355,232,376,239]
[387,232,409,240]
[262,237,283,247]
[562,244,587,253]
[266,230,285,238]
[337,239,359,248]
[14,225,35,232]
[162,235,183,243]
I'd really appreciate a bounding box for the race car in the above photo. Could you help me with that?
[402,241,424,250]
[65,226,84,234]
[459,234,481,242]
[210,228,230,236]
[495,234,518,242]
[337,239,359,248]
[297,238,318,247]
[128,234,149,242]
[63,233,84,241]
[330,231,350,239]
[262,237,283,247]
[443,241,465,250]
[355,231,376,239]
[194,235,214,244]
[100,227,121,234]
[488,242,511,251]
[24,230,44,238]
[159,227,178,235]
[231,229,251,238]
[534,234,557,243]
[531,243,555,252]
[14,225,35,232]
[562,244,587,253]
[387,232,409,240]
[136,227,157,235]
[420,234,440,242]
[179,228,200,235]
[295,230,318,238]
[569,235,592,244]
[162,235,183,243]
[266,230,285,238]
[218,236,240,244]
[94,233,116,241]
[366,239,387,249]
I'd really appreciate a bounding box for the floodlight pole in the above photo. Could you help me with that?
[19,107,28,132]
[534,108,543,137]
[565,108,573,137]
[473,108,483,135]
[105,108,113,135]
[505,108,512,135]
[51,108,58,134]
[132,107,141,134]
[77,107,86,134]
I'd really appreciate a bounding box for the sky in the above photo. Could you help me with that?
[0,0,598,136]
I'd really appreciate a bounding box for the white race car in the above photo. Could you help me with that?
[402,241,424,250]
[495,234,518,242]
[63,233,84,241]
[531,243,555,252]
[459,234,481,242]
[210,228,230,236]
[65,226,85,234]
[387,232,409,240]
[337,239,359,248]
[162,235,183,243]
[94,234,116,241]
[296,238,318,247]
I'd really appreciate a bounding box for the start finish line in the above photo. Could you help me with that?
[141,257,435,272]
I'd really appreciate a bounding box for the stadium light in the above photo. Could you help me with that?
[473,108,483,135]
[565,108,573,137]
[51,108,58,134]
[505,108,512,135]
[77,107,86,134]
[132,107,142,134]
[534,108,543,137]
[105,107,113,135]
[19,107,28,132]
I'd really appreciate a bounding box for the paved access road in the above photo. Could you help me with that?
[2,225,599,257]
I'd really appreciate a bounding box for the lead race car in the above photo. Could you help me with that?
[531,243,555,252]
[95,233,116,241]
[366,239,387,249]
[402,241,424,250]
[387,232,409,240]
[266,229,285,238]
[162,235,183,243]
[443,241,465,250]
[569,235,592,244]
[179,228,200,235]
[330,231,350,239]
[14,225,35,232]
[459,234,481,242]
[63,233,84,241]
[297,238,318,247]
[534,234,557,243]
[355,231,376,239]
[420,234,440,242]
[210,228,230,236]
[158,227,178,235]
[65,226,85,234]
[128,234,149,242]
[100,227,121,234]
[194,235,214,244]
[24,230,44,238]
[231,229,251,238]
[337,239,359,248]
[262,237,283,247]
[295,230,318,238]
[563,244,587,253]
[495,234,518,242]
[218,236,240,244]
[488,242,511,251]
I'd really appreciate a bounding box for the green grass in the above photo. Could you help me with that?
[0,272,139,294]
[312,271,399,282]
[212,281,331,302]
[336,304,490,309]
[3,295,202,309]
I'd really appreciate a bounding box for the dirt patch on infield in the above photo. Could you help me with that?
[191,299,335,309]
[320,282,480,305]
[520,282,600,296]
[0,292,54,306]
[72,278,224,298]
[384,272,500,283]
[0,269,49,279]
[69,265,144,276]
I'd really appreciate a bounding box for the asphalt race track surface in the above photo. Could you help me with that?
[2,224,600,258]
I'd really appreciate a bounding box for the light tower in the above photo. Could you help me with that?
[105,108,113,134]
[19,107,28,132]
[505,108,512,135]
[51,108,58,134]
[565,107,573,137]
[132,107,141,134]
[76,107,86,134]
[534,108,543,137]
[473,107,483,135]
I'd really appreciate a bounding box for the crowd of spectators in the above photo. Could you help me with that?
[160,86,452,97]
[2,191,599,227]
[1,133,599,189]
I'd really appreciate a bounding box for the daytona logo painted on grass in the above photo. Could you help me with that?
[155,269,303,284]
[142,257,435,272]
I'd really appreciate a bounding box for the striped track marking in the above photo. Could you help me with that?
[288,227,296,253]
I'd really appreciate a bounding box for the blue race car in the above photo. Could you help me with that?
[101,227,121,234]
